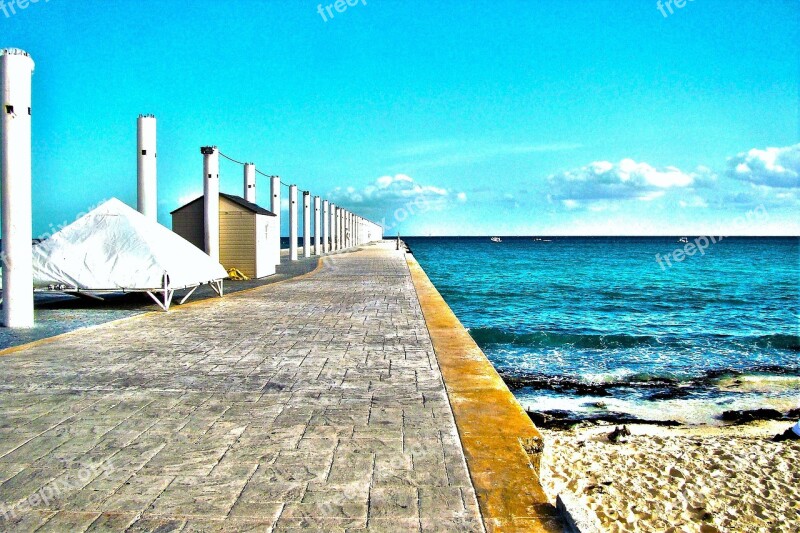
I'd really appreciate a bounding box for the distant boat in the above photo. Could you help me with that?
[678,237,689,243]
[490,237,502,243]
[533,238,552,242]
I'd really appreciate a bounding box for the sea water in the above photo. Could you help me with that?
[405,237,800,425]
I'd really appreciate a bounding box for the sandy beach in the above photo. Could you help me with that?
[540,421,800,532]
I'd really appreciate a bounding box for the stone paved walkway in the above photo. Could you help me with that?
[0,242,484,532]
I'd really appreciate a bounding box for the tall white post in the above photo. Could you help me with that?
[1,49,35,328]
[338,209,343,249]
[243,163,256,203]
[270,175,281,260]
[137,114,157,220]
[303,191,311,258]
[289,185,298,261]
[201,146,219,262]
[313,196,321,255]
[330,204,337,251]
[322,200,329,253]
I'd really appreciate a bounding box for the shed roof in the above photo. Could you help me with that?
[170,193,276,216]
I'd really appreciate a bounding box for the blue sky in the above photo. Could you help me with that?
[2,0,798,236]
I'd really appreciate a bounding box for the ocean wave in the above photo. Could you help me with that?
[750,333,800,351]
[469,327,800,352]
[468,328,662,349]
[499,366,800,398]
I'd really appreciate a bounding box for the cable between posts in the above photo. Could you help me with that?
[215,151,376,225]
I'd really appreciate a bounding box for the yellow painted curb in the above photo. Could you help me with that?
[406,253,562,533]
[0,257,325,358]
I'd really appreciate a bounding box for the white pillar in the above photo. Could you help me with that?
[243,163,256,204]
[289,185,298,261]
[136,114,157,220]
[313,196,321,255]
[338,209,344,249]
[1,49,35,328]
[201,146,219,262]
[322,200,329,253]
[303,192,311,258]
[270,175,281,260]
[330,203,337,251]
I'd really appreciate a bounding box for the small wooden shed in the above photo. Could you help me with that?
[171,193,279,279]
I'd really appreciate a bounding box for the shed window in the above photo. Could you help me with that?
[141,150,147,155]
[5,105,13,114]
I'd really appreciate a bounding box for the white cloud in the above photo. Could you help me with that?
[328,174,462,212]
[547,158,707,208]
[727,143,800,188]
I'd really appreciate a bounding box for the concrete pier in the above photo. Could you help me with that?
[0,242,558,532]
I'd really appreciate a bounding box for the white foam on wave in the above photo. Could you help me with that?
[521,390,800,426]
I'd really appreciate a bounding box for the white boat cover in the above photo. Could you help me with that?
[33,198,227,291]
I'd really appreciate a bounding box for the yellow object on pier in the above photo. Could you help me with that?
[226,268,249,281]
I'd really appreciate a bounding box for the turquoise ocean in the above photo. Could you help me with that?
[405,237,800,425]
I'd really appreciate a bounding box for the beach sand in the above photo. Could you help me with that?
[540,421,800,532]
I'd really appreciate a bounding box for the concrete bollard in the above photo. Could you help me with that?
[314,196,321,255]
[243,163,255,203]
[289,185,298,261]
[270,175,281,266]
[136,114,157,220]
[302,191,310,258]
[322,200,329,253]
[201,146,219,262]
[1,48,35,328]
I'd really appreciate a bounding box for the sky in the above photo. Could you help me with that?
[2,0,798,236]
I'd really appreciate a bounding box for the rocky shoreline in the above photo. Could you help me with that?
[527,406,800,431]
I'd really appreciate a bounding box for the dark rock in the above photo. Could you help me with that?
[526,410,681,430]
[772,427,800,442]
[720,408,785,424]
[608,425,631,443]
[647,387,694,401]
